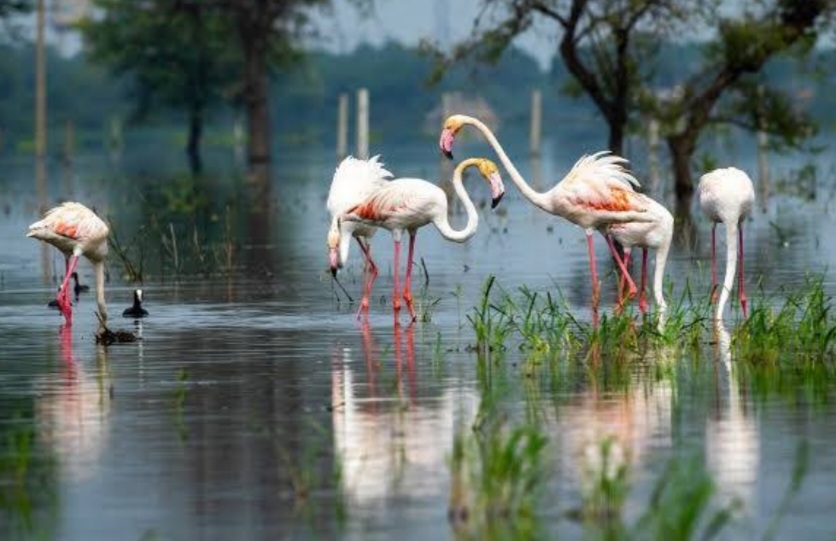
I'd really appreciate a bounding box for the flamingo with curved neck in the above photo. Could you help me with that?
[698,167,755,321]
[341,157,505,322]
[440,114,654,326]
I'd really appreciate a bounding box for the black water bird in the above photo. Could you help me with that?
[122,289,149,318]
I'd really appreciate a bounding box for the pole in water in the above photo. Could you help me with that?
[336,93,348,160]
[356,88,369,160]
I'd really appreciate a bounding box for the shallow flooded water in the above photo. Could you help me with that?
[2,143,836,540]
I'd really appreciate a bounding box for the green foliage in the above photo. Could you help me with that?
[79,0,240,121]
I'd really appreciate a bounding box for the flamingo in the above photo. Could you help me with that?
[28,202,109,328]
[327,155,393,314]
[340,157,506,322]
[606,194,674,324]
[122,289,149,318]
[439,114,653,325]
[698,167,755,321]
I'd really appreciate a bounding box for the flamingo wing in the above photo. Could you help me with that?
[327,155,394,216]
[28,202,109,243]
[344,179,441,229]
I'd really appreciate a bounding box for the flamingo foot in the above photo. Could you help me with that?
[639,294,648,315]
[403,291,416,322]
[355,296,371,319]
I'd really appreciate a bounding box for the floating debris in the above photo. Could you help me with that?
[95,312,139,345]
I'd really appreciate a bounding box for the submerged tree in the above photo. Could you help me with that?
[79,0,238,175]
[432,0,834,212]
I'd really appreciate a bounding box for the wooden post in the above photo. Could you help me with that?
[529,89,542,157]
[356,88,369,160]
[35,0,47,210]
[336,93,348,160]
[756,86,770,211]
[648,118,660,192]
[63,119,74,165]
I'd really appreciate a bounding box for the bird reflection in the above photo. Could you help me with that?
[331,322,476,507]
[706,322,759,511]
[36,325,112,482]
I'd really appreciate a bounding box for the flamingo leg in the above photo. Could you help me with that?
[710,223,718,303]
[402,232,417,322]
[392,238,402,322]
[738,222,748,318]
[615,248,632,313]
[639,248,649,314]
[59,255,80,325]
[586,231,599,328]
[606,234,638,298]
[355,238,377,318]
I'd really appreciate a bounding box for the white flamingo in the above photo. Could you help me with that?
[327,155,393,314]
[607,194,674,324]
[439,114,653,326]
[698,167,755,320]
[340,157,505,322]
[28,202,109,328]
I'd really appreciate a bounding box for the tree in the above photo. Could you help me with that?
[434,0,834,212]
[0,0,29,17]
[648,0,833,213]
[79,0,239,175]
[173,0,330,184]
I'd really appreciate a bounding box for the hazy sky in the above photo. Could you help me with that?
[44,0,557,69]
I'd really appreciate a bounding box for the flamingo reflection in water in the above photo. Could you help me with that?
[35,326,112,482]
[330,322,478,506]
[705,323,760,512]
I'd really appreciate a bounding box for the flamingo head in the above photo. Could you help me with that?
[440,115,467,160]
[327,224,341,276]
[475,158,506,209]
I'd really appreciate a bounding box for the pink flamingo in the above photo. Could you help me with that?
[607,194,674,324]
[28,202,109,328]
[340,157,505,323]
[327,155,393,315]
[439,114,653,326]
[698,167,755,320]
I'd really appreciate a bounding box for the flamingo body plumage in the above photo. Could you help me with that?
[607,194,674,321]
[698,167,755,321]
[440,114,654,325]
[326,155,393,313]
[28,202,109,327]
[341,157,505,322]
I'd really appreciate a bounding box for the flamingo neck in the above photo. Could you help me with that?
[653,237,671,316]
[462,117,550,211]
[95,261,108,324]
[335,217,351,265]
[433,159,480,243]
[716,222,738,321]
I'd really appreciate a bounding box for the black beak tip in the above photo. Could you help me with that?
[330,268,337,278]
[491,193,505,209]
[442,149,454,160]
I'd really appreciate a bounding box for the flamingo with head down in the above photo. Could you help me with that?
[607,194,674,326]
[28,201,109,329]
[439,114,654,325]
[340,157,505,323]
[698,167,755,321]
[326,155,393,315]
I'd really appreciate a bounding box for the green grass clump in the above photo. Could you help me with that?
[735,276,836,365]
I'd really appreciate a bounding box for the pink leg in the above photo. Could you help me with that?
[402,232,417,321]
[59,255,80,325]
[606,234,638,298]
[639,248,649,314]
[710,223,718,303]
[355,238,378,318]
[586,232,600,328]
[392,238,402,322]
[738,223,748,318]
[617,250,631,306]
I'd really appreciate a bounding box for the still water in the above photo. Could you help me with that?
[1,140,836,540]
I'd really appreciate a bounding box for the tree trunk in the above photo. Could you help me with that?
[607,116,624,156]
[187,108,203,176]
[667,133,696,217]
[242,39,272,187]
